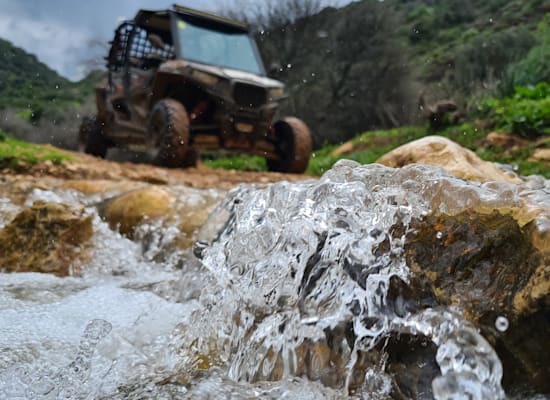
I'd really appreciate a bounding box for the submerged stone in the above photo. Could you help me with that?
[100,186,175,236]
[0,201,93,275]
[99,185,224,253]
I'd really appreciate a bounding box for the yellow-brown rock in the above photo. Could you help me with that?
[100,186,175,236]
[0,201,93,275]
[404,210,549,390]
[531,148,550,163]
[377,135,521,183]
[330,141,354,157]
[485,132,528,149]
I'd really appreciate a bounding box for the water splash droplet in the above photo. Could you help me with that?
[495,316,509,332]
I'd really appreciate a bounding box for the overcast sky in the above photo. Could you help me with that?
[0,1,351,82]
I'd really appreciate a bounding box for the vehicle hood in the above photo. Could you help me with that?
[160,60,284,88]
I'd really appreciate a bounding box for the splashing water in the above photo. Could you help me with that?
[0,161,548,398]
[182,161,514,398]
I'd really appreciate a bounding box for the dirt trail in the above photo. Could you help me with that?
[1,147,314,190]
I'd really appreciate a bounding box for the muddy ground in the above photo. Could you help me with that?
[1,147,314,190]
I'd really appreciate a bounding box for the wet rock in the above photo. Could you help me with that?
[405,210,550,391]
[187,163,549,398]
[99,186,224,252]
[0,201,93,275]
[100,186,175,236]
[377,136,521,183]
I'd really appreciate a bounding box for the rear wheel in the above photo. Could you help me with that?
[181,148,200,168]
[267,117,312,174]
[147,99,190,168]
[79,116,109,158]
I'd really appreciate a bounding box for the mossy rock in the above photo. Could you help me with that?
[405,210,549,391]
[0,201,93,275]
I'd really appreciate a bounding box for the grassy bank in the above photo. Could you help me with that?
[0,130,72,168]
[203,124,550,178]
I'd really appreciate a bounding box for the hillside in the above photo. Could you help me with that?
[0,0,547,151]
[0,39,96,114]
[256,0,549,145]
[0,39,101,148]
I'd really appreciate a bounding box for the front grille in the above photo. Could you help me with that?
[233,83,267,109]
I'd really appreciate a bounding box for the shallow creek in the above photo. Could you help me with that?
[0,161,548,399]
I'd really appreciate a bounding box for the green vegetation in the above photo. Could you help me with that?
[0,0,547,178]
[250,0,549,146]
[0,129,72,167]
[206,122,549,178]
[0,39,97,114]
[0,39,101,149]
[204,154,267,171]
[477,83,550,138]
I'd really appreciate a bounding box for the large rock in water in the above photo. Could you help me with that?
[377,135,522,183]
[405,210,549,391]
[0,201,93,275]
[187,161,549,398]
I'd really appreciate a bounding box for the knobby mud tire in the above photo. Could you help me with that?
[79,116,109,158]
[147,99,190,168]
[267,117,313,174]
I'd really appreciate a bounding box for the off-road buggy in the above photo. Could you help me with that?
[79,4,312,173]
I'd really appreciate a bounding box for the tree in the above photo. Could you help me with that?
[219,0,331,29]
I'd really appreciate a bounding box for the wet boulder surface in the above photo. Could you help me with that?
[0,201,93,275]
[406,211,549,392]
[190,161,549,399]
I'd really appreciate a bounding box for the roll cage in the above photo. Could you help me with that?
[106,5,266,76]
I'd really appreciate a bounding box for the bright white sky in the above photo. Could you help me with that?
[0,0,351,81]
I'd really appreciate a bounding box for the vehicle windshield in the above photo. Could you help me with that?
[176,17,263,75]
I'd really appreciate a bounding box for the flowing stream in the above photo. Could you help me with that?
[0,161,548,399]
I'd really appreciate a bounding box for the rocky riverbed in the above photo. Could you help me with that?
[0,137,548,399]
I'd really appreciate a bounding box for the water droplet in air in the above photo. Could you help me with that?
[495,316,509,332]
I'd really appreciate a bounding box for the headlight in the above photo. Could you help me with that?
[268,87,285,100]
[191,70,219,86]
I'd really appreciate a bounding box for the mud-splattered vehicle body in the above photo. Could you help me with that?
[79,4,312,172]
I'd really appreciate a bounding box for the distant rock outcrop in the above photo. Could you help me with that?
[377,135,521,183]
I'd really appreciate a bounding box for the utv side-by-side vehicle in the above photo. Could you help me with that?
[79,4,313,173]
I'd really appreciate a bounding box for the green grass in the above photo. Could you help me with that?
[203,154,267,171]
[0,130,72,167]
[203,124,550,179]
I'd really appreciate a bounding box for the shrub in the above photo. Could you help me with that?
[479,83,550,138]
[501,16,550,94]
[452,27,536,93]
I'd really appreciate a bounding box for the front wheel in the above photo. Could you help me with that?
[78,116,109,158]
[267,117,312,174]
[147,99,190,168]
